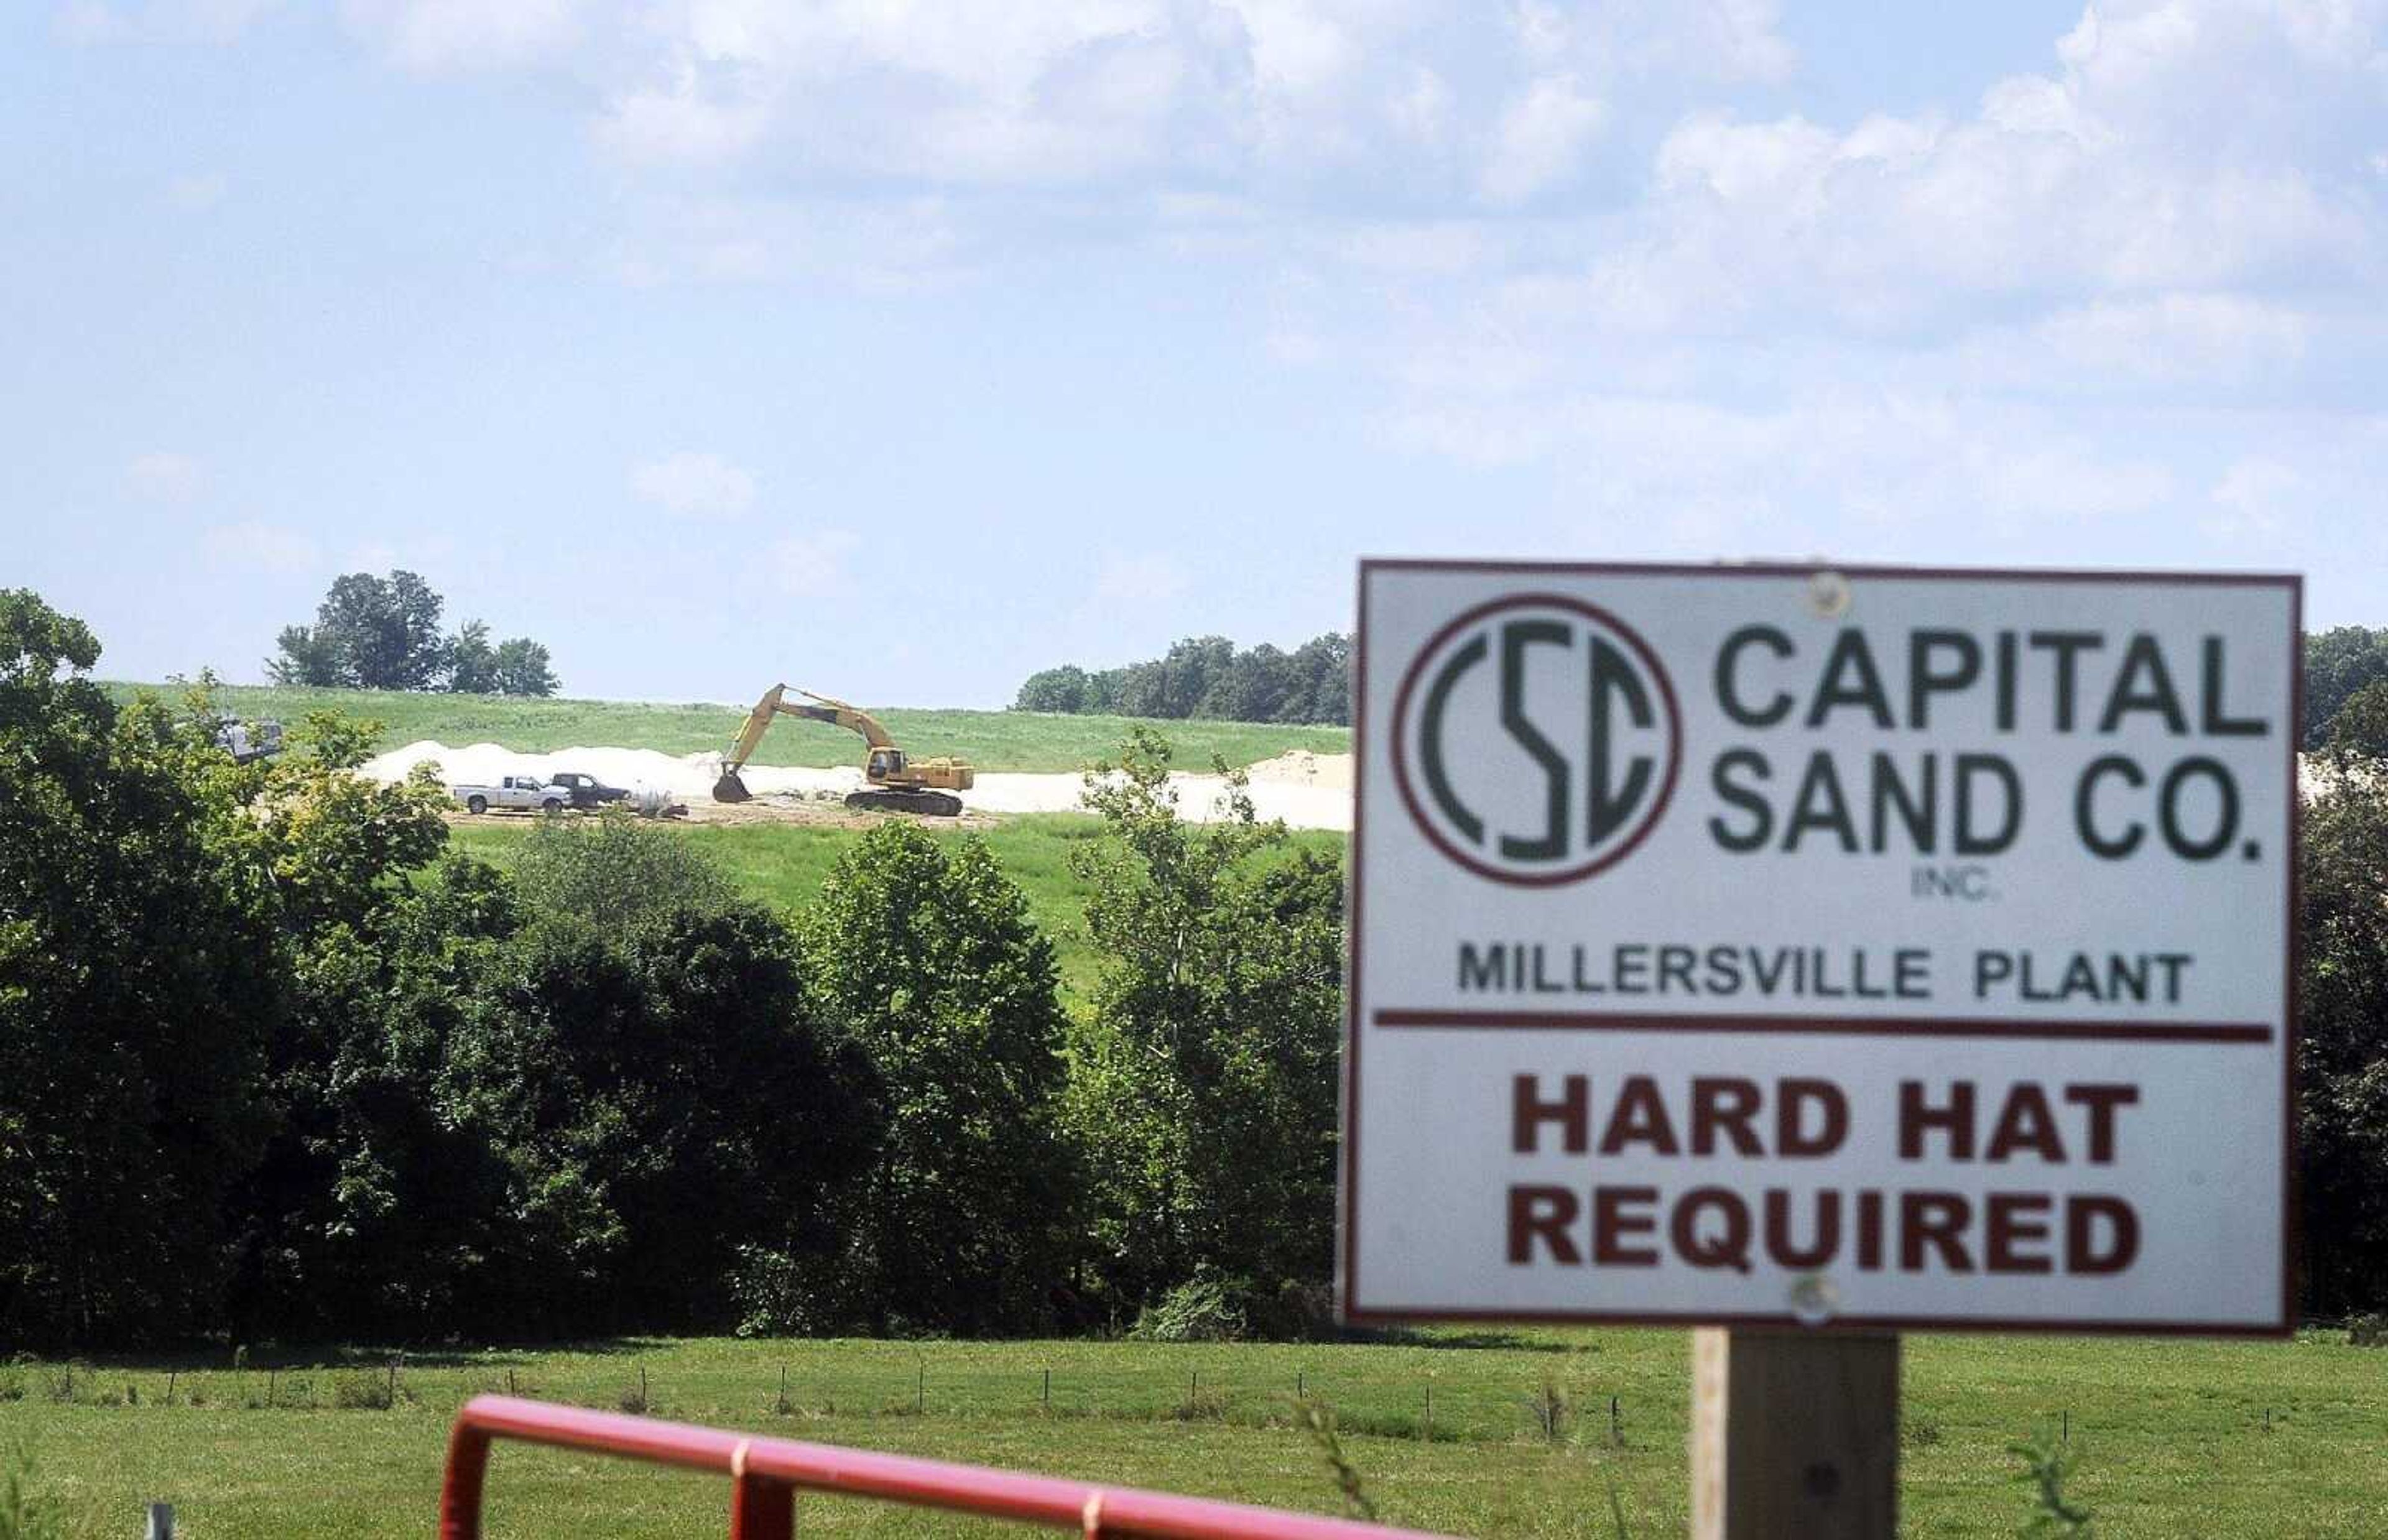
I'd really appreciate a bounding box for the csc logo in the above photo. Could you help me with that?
[1391,594,1681,885]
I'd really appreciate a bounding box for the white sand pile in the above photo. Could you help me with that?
[1242,748,1354,792]
[363,740,1358,832]
[362,740,861,802]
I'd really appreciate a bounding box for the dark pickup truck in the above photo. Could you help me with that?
[547,771,631,809]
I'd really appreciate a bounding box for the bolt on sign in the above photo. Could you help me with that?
[1341,561,2299,1334]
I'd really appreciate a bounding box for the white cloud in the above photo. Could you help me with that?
[125,451,204,502]
[594,69,772,167]
[631,451,756,519]
[205,520,318,573]
[2205,457,2304,540]
[1479,75,1607,205]
[771,530,859,597]
[167,172,227,211]
[289,0,1797,208]
[1567,1,2385,338]
[341,0,581,73]
[1093,553,1191,604]
[2024,293,2312,382]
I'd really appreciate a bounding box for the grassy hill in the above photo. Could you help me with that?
[105,683,1349,774]
[448,814,1346,1013]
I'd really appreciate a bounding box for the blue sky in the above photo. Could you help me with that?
[6,1,2383,708]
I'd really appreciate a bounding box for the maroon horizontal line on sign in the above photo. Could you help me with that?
[1369,1009,2273,1045]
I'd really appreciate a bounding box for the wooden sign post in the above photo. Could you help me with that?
[1338,561,2300,1535]
[1691,1330,1899,1539]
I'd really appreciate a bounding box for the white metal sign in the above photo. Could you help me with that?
[1341,561,2298,1334]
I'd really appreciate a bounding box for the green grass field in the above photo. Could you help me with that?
[448,814,1345,1011]
[106,682,1349,773]
[4,1330,2381,1537]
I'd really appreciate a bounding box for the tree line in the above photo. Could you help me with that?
[1013,634,1350,726]
[1009,624,2388,738]
[2,591,1331,1345]
[270,569,558,696]
[9,588,2388,1345]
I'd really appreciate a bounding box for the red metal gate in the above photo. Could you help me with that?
[441,1395,1460,1539]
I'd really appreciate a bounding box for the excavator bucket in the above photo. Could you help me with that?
[711,771,752,803]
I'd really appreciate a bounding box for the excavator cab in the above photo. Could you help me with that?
[868,748,905,782]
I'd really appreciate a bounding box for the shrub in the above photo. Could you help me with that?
[333,1372,394,1410]
[1132,1272,1249,1343]
[508,810,737,934]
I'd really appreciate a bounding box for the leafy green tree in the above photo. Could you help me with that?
[1070,728,1343,1315]
[1109,658,1169,719]
[226,852,520,1339]
[798,823,1076,1333]
[2305,626,2388,747]
[208,703,473,1337]
[448,906,881,1334]
[266,623,345,686]
[2325,678,2388,762]
[1203,642,1293,723]
[1280,633,1351,724]
[1158,636,1236,717]
[2298,753,2388,1315]
[1013,665,1091,713]
[269,572,558,695]
[493,636,560,696]
[0,591,285,1344]
[268,569,443,688]
[444,619,500,693]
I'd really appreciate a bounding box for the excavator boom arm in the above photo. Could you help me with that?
[792,689,895,750]
[721,684,790,776]
[720,685,895,778]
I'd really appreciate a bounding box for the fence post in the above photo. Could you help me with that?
[729,1467,795,1540]
[1691,1329,1899,1540]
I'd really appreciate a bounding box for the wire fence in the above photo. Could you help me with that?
[0,1350,2343,1455]
[0,1356,1683,1447]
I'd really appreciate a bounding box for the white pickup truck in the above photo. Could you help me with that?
[452,775,567,815]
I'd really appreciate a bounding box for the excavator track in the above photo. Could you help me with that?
[845,788,964,818]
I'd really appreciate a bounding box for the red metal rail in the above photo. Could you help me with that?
[442,1394,1461,1540]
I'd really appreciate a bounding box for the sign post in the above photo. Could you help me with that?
[1341,561,2298,1536]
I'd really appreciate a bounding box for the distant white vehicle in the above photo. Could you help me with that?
[451,774,567,815]
[213,719,284,763]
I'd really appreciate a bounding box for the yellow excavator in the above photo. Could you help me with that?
[713,685,976,816]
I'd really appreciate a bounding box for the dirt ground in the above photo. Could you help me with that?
[441,795,1007,832]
